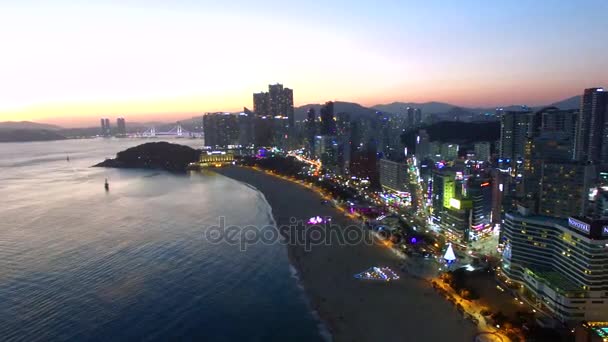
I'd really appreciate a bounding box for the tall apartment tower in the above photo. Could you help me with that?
[100,118,111,137]
[499,110,532,163]
[252,84,294,148]
[575,87,608,164]
[319,101,336,136]
[116,117,126,135]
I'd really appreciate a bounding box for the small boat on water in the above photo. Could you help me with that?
[104,178,109,191]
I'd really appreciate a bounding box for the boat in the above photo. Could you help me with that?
[104,178,109,191]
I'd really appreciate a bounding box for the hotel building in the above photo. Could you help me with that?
[502,209,608,322]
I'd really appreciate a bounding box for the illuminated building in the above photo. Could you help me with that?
[198,151,235,167]
[474,142,491,162]
[253,92,270,117]
[336,112,351,175]
[499,109,532,165]
[502,209,608,322]
[440,143,459,161]
[252,84,295,148]
[203,112,239,147]
[575,88,608,164]
[306,108,317,157]
[415,129,431,161]
[238,109,254,146]
[575,322,608,342]
[431,169,492,243]
[319,101,336,136]
[379,159,407,192]
[522,106,593,218]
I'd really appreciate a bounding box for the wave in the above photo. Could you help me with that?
[222,175,332,342]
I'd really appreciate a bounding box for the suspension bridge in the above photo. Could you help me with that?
[132,124,203,138]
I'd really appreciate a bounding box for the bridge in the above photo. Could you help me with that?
[133,125,202,138]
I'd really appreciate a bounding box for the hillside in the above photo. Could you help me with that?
[0,129,67,142]
[0,121,62,130]
[294,101,377,121]
[94,142,200,172]
[549,95,581,110]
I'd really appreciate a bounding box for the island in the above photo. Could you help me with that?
[94,142,200,172]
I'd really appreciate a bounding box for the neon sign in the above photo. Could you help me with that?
[568,218,590,234]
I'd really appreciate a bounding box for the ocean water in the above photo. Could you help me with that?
[0,138,323,341]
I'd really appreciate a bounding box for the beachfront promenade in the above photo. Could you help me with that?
[214,166,478,342]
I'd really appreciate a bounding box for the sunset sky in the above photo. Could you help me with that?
[1,0,607,127]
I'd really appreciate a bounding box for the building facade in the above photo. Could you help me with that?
[502,211,608,322]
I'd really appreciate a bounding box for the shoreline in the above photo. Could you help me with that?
[214,166,478,342]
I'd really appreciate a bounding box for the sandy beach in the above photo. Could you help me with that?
[215,166,478,342]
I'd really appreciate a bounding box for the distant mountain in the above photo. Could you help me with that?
[549,95,581,110]
[0,129,67,142]
[0,121,62,130]
[372,101,458,114]
[294,101,377,121]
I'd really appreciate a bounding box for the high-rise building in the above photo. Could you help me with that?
[415,129,431,161]
[203,113,239,147]
[406,107,415,128]
[252,84,295,148]
[440,143,459,161]
[253,116,274,146]
[379,159,407,192]
[521,106,591,217]
[320,101,336,136]
[474,142,491,162]
[575,87,608,164]
[414,108,422,127]
[502,209,608,322]
[238,109,255,146]
[100,118,111,137]
[432,170,492,243]
[116,117,126,136]
[499,110,532,163]
[306,108,317,157]
[253,92,270,117]
[336,112,352,175]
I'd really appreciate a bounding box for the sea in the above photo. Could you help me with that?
[0,138,324,342]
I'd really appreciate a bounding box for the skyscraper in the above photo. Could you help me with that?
[252,84,294,148]
[116,117,126,136]
[319,101,336,136]
[306,108,317,157]
[575,87,608,164]
[406,107,414,128]
[414,108,422,127]
[100,118,111,137]
[499,109,532,163]
[253,92,270,117]
[203,113,239,147]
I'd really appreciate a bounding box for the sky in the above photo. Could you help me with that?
[1,0,607,127]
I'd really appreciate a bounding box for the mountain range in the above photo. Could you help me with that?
[0,94,584,135]
[293,95,582,121]
[0,121,62,130]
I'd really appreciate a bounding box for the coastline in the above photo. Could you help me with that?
[214,166,477,342]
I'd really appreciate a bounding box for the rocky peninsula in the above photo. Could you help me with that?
[94,142,200,172]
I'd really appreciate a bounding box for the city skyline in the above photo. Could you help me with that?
[1,1,608,127]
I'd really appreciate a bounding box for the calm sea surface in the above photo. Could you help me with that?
[0,138,322,341]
